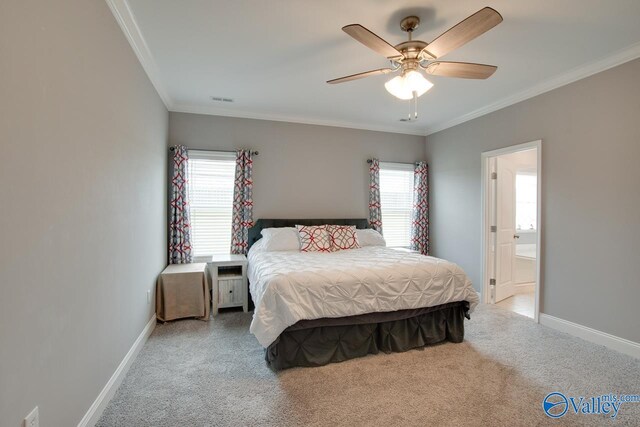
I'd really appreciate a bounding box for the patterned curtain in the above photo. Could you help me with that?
[169,145,193,264]
[368,158,383,233]
[411,161,429,255]
[230,150,254,254]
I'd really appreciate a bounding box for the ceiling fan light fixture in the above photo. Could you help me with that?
[384,70,433,100]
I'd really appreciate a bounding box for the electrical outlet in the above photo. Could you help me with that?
[24,407,39,427]
[146,289,151,304]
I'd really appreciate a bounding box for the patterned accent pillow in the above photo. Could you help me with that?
[327,225,361,251]
[295,225,332,252]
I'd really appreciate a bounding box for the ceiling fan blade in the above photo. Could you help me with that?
[327,68,396,84]
[423,7,503,59]
[342,24,403,59]
[425,61,497,79]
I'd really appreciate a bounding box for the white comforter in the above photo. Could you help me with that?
[248,242,479,347]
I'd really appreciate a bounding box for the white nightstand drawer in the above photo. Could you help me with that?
[218,278,244,307]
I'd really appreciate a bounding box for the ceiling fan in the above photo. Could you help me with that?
[328,7,503,109]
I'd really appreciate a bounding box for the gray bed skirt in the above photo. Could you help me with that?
[265,301,470,370]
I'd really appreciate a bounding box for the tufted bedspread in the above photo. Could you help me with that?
[248,241,479,347]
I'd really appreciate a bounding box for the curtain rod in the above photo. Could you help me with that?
[367,159,419,165]
[169,147,259,156]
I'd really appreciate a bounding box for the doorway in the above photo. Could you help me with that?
[481,141,541,321]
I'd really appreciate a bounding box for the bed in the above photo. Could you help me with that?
[247,219,479,370]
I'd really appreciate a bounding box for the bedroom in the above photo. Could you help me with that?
[1,1,639,426]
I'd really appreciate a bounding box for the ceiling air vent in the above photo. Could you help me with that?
[211,96,234,103]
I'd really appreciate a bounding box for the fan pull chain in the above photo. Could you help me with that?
[405,92,419,122]
[406,91,418,121]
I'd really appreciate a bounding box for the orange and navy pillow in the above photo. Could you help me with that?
[295,225,332,252]
[327,225,361,251]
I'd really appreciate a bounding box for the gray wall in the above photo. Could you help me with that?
[425,58,640,343]
[169,113,426,219]
[0,1,168,426]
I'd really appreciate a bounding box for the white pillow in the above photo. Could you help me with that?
[356,229,386,247]
[260,227,300,251]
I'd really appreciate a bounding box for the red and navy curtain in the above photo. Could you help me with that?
[410,161,429,255]
[230,150,254,254]
[368,158,383,233]
[169,145,193,264]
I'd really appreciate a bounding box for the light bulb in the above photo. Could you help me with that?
[384,70,433,100]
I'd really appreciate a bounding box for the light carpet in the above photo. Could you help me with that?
[97,304,640,426]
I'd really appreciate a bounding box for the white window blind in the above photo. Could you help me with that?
[187,150,236,257]
[379,162,415,248]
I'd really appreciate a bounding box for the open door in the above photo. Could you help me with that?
[495,156,517,302]
[482,141,541,321]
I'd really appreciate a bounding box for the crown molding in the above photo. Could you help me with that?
[106,0,640,139]
[425,41,640,135]
[170,103,429,136]
[103,0,427,136]
[105,0,172,108]
[105,0,427,137]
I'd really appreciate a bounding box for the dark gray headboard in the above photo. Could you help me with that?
[248,218,369,249]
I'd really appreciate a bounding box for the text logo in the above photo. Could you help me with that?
[542,392,631,419]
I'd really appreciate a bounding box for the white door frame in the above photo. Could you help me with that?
[480,140,542,322]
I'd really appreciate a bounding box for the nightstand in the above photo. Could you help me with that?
[208,254,248,316]
[156,263,210,322]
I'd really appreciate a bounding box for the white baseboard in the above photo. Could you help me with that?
[539,313,640,359]
[78,315,156,427]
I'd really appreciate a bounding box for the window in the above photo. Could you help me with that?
[187,150,236,257]
[379,162,414,248]
[515,173,537,231]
